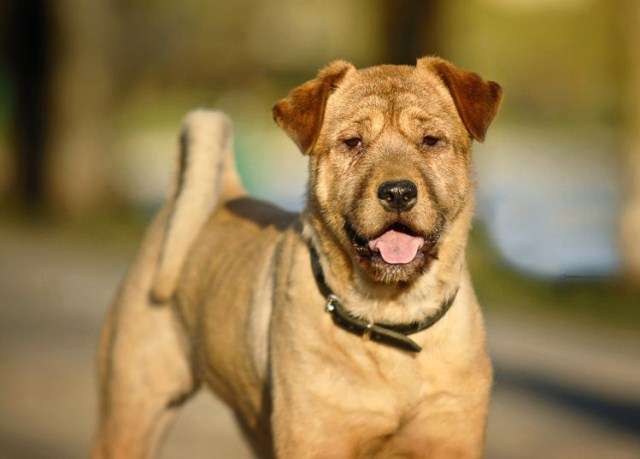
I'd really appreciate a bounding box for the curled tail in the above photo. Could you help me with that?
[151,109,244,302]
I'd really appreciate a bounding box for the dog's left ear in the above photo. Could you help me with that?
[273,60,355,154]
[418,57,503,142]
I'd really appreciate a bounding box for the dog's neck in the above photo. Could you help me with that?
[301,202,473,325]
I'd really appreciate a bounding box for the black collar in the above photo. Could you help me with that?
[309,245,458,353]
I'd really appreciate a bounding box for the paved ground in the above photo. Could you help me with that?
[0,225,639,458]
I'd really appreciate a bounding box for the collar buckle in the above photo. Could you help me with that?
[325,294,339,313]
[362,321,374,341]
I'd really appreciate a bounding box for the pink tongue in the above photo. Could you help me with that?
[368,230,424,264]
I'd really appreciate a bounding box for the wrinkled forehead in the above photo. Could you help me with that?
[323,65,462,132]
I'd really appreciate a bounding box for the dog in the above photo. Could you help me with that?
[92,56,502,459]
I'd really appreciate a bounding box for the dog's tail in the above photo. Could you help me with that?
[151,109,244,302]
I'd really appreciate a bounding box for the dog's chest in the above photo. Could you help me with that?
[327,337,474,410]
[311,341,485,454]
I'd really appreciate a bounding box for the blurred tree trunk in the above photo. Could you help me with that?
[381,0,443,65]
[4,0,115,216]
[620,1,640,282]
[4,0,53,212]
[46,0,116,216]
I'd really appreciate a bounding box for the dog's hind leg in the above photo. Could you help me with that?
[92,210,197,459]
[93,110,239,458]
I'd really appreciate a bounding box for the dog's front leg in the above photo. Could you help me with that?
[270,355,399,459]
[270,387,382,459]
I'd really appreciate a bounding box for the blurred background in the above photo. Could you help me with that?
[1,0,639,458]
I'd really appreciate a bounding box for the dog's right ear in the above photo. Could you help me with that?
[273,60,355,155]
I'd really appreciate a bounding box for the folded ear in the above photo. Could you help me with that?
[418,57,503,142]
[273,60,355,154]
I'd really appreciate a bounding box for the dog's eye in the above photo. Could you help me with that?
[422,135,441,147]
[343,137,362,149]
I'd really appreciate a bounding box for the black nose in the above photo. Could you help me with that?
[377,180,417,212]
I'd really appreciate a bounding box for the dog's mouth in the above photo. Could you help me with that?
[345,221,440,266]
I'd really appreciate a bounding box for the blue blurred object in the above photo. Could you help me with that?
[475,128,621,278]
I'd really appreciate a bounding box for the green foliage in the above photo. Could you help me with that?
[445,0,621,126]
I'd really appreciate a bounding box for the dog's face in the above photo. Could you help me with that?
[274,57,502,284]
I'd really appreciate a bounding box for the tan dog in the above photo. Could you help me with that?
[93,56,502,459]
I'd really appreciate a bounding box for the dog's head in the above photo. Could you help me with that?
[273,57,502,284]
